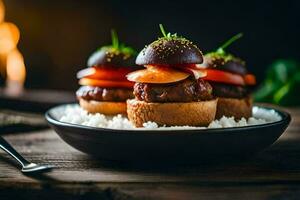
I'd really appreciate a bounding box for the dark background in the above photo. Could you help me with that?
[3,0,300,90]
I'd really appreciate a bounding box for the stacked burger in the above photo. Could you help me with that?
[76,30,139,115]
[127,25,218,127]
[76,26,256,128]
[203,33,256,119]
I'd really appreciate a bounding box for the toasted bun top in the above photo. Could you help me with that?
[203,53,247,75]
[87,47,136,67]
[136,38,203,66]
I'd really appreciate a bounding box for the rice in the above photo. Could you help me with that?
[58,105,282,130]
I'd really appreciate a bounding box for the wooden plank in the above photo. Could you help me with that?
[0,129,299,184]
[1,183,300,200]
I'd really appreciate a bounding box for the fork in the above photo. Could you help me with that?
[0,136,53,173]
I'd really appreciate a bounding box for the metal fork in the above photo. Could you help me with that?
[0,136,53,173]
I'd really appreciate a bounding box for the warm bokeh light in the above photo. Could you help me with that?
[0,53,6,78]
[0,22,20,54]
[6,49,26,84]
[0,0,26,90]
[0,0,4,23]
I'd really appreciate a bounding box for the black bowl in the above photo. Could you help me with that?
[45,104,290,164]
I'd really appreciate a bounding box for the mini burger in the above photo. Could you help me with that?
[126,25,217,127]
[202,33,256,119]
[76,30,139,115]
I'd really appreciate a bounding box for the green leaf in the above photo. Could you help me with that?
[215,33,243,55]
[205,33,244,63]
[254,59,300,105]
[254,80,282,102]
[159,24,167,38]
[266,59,298,83]
[111,29,119,49]
[273,82,291,104]
[158,24,178,39]
[96,29,137,56]
[273,72,300,106]
[119,43,138,56]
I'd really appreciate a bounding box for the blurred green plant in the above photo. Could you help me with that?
[254,59,300,106]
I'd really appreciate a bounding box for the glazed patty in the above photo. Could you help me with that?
[76,86,133,102]
[210,82,249,99]
[134,78,213,103]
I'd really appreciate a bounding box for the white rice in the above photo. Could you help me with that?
[58,105,282,130]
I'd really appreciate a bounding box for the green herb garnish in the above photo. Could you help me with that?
[100,29,137,56]
[111,29,119,49]
[146,24,196,55]
[216,33,243,55]
[159,24,178,39]
[205,33,244,63]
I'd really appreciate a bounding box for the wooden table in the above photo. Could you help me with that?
[0,108,299,200]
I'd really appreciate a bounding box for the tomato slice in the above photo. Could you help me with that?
[244,74,256,85]
[127,66,190,84]
[77,67,133,81]
[79,78,134,88]
[202,69,245,85]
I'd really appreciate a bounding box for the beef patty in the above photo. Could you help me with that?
[133,78,213,103]
[76,86,133,102]
[210,82,249,99]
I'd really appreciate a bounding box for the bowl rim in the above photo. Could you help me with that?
[45,103,291,135]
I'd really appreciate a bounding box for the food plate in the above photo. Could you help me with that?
[46,104,290,164]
